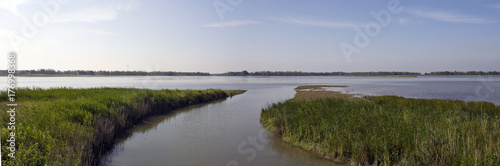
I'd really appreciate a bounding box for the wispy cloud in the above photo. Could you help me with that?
[52,1,136,23]
[269,17,362,28]
[0,0,29,15]
[52,7,118,23]
[202,20,261,28]
[406,8,497,24]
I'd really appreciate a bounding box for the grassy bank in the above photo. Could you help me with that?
[1,88,245,166]
[261,86,500,165]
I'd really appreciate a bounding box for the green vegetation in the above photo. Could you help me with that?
[261,86,500,165]
[1,88,245,166]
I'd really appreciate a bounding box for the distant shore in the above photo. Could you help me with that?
[2,74,500,77]
[2,70,500,77]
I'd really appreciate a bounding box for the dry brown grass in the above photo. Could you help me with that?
[292,85,361,101]
[294,85,348,91]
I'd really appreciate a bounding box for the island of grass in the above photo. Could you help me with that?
[261,85,500,165]
[0,88,245,166]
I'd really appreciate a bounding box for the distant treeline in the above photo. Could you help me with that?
[221,71,500,76]
[1,69,499,76]
[219,71,422,76]
[0,69,210,76]
[424,71,500,76]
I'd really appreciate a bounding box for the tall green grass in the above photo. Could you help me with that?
[1,87,244,166]
[261,95,500,165]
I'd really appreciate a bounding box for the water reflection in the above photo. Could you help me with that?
[101,100,226,165]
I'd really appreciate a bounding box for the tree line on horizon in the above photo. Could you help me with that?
[424,71,500,76]
[0,69,210,76]
[219,71,422,76]
[220,71,500,76]
[1,69,499,76]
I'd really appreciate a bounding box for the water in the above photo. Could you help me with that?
[15,76,500,165]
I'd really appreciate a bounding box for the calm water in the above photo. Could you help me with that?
[17,76,500,166]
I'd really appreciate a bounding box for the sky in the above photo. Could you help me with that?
[0,0,499,73]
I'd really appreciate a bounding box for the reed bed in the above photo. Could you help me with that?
[1,87,244,166]
[261,86,500,165]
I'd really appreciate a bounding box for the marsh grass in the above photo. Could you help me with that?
[261,86,500,165]
[1,87,244,166]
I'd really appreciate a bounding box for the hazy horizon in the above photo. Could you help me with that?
[1,0,499,73]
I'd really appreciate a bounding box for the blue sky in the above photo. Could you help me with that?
[1,0,499,73]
